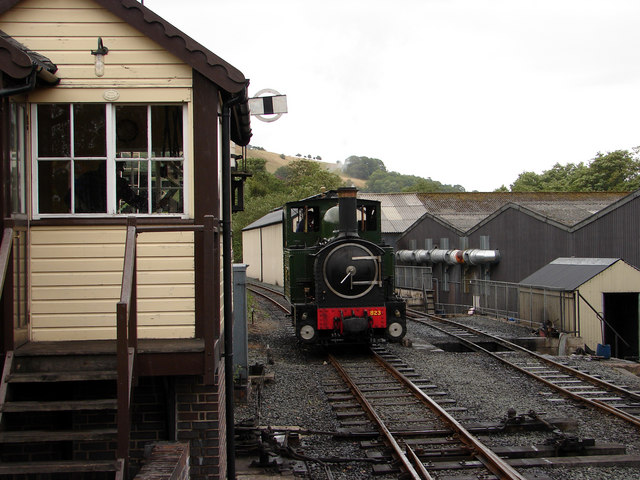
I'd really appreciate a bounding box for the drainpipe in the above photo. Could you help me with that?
[0,69,36,98]
[0,66,60,98]
[222,92,244,479]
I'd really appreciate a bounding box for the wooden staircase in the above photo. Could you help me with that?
[424,289,436,315]
[0,350,125,478]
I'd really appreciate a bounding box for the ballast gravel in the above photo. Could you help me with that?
[236,296,640,480]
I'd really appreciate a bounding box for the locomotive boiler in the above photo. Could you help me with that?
[284,187,406,344]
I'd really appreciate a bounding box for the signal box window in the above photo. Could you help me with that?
[35,103,184,216]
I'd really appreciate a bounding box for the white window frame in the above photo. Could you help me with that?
[31,103,189,219]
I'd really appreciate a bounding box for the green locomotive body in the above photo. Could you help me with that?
[283,187,406,344]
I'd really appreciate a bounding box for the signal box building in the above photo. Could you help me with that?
[0,0,251,478]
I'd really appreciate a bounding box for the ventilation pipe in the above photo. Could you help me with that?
[463,249,501,265]
[396,248,500,265]
[396,250,417,263]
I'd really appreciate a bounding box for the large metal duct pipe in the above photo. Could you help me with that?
[414,249,431,264]
[396,248,501,265]
[396,250,417,263]
[463,249,501,265]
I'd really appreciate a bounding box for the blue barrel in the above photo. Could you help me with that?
[596,343,611,359]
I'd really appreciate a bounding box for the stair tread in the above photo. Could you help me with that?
[2,398,117,412]
[0,459,121,474]
[0,428,117,443]
[6,370,117,383]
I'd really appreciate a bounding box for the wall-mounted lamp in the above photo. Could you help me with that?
[91,37,109,77]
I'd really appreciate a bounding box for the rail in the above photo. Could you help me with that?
[329,352,528,480]
[409,311,640,429]
[372,351,529,480]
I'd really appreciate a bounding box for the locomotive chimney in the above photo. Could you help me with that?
[337,186,358,238]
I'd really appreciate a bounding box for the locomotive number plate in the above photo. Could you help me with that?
[317,307,387,329]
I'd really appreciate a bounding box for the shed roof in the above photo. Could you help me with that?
[519,257,620,290]
[359,193,427,234]
[242,208,283,231]
[244,191,631,237]
[414,192,627,232]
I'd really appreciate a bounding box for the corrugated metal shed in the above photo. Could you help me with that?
[414,192,627,232]
[359,193,427,234]
[519,257,620,290]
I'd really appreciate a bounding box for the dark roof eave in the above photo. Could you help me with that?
[0,0,248,93]
[0,30,58,79]
[95,0,248,95]
[227,87,252,146]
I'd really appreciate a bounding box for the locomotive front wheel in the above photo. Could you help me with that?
[298,322,317,343]
[386,321,405,342]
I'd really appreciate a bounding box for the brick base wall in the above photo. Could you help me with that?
[175,362,226,480]
[133,442,190,480]
[0,369,227,480]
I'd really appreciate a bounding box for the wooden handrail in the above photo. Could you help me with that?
[0,228,13,290]
[115,215,221,465]
[116,219,137,468]
[0,227,14,354]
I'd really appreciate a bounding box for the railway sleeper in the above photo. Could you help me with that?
[372,452,640,474]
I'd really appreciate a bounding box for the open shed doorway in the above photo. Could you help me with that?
[603,292,639,360]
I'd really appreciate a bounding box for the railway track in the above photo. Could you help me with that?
[243,285,640,478]
[328,349,530,479]
[407,309,640,430]
[247,282,291,314]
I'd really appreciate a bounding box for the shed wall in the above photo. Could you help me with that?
[261,223,284,286]
[573,194,640,269]
[577,260,640,350]
[30,226,195,341]
[470,209,572,283]
[242,229,262,282]
[397,210,574,306]
[242,223,283,286]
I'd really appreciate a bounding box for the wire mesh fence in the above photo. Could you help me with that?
[394,265,577,334]
[469,279,577,333]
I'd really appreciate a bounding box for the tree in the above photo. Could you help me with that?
[406,178,465,193]
[571,150,640,191]
[233,159,345,261]
[364,170,464,193]
[509,149,640,192]
[342,155,387,180]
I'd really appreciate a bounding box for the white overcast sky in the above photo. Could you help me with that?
[146,0,640,191]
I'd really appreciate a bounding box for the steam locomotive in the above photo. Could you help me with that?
[283,187,406,344]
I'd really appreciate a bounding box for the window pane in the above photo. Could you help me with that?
[116,106,147,158]
[10,104,26,214]
[74,104,106,157]
[38,160,70,213]
[151,105,183,157]
[151,160,183,213]
[38,104,70,157]
[117,160,148,213]
[75,160,106,213]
